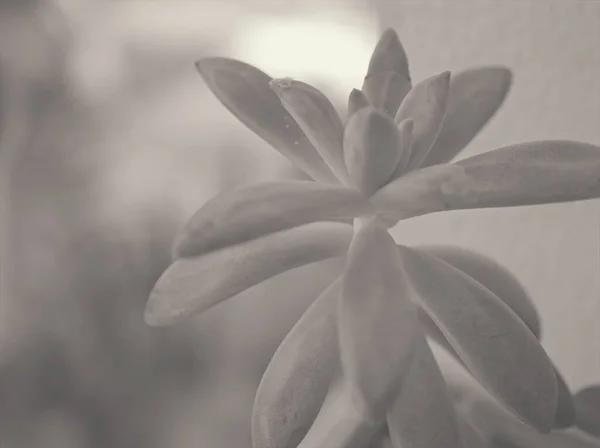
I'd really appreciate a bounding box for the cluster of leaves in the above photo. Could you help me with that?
[143,29,600,447]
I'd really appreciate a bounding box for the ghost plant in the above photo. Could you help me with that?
[143,29,600,448]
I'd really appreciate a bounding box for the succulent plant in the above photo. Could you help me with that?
[143,28,600,448]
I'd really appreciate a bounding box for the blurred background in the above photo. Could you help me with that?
[0,0,597,447]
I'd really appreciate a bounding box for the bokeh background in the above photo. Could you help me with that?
[0,0,598,447]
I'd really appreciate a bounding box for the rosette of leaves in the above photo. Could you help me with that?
[143,29,600,448]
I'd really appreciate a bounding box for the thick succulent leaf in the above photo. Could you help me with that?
[297,378,383,448]
[370,163,465,225]
[417,245,541,338]
[454,375,600,448]
[419,307,575,430]
[252,278,341,448]
[390,118,414,179]
[196,57,337,183]
[348,89,370,119]
[452,140,600,208]
[344,107,402,196]
[362,28,412,117]
[395,71,450,171]
[421,66,512,168]
[338,218,418,416]
[144,222,352,326]
[387,335,464,448]
[372,141,600,225]
[271,79,351,184]
[575,386,600,439]
[489,429,600,448]
[396,245,558,432]
[173,181,372,259]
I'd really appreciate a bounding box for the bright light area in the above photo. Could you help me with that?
[228,6,379,101]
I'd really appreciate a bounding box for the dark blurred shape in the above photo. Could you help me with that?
[575,386,600,439]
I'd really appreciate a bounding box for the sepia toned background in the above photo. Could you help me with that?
[0,0,598,447]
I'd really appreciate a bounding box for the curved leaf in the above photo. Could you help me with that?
[387,335,463,448]
[452,140,600,208]
[395,71,451,171]
[297,378,382,448]
[252,278,341,448]
[372,141,600,224]
[362,29,412,117]
[173,181,372,258]
[454,376,599,448]
[344,107,401,196]
[397,245,558,432]
[370,163,464,225]
[419,307,575,430]
[417,245,541,338]
[338,219,418,416]
[145,222,352,326]
[390,118,414,179]
[271,79,350,184]
[421,66,512,168]
[196,57,337,183]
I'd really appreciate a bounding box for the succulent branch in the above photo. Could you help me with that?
[143,28,600,448]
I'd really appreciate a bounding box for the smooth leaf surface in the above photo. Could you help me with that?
[173,181,372,258]
[387,335,464,448]
[370,163,465,225]
[453,140,600,208]
[271,79,350,184]
[344,107,402,196]
[418,307,575,430]
[395,71,450,171]
[456,381,600,448]
[372,141,600,224]
[297,378,382,448]
[196,57,337,183]
[417,245,541,338]
[397,245,558,432]
[362,29,412,116]
[145,222,352,326]
[252,278,341,448]
[390,118,414,179]
[348,89,370,119]
[421,66,512,168]
[338,219,418,416]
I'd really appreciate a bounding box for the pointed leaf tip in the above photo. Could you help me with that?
[362,29,412,117]
[195,57,337,183]
[347,88,370,118]
[367,28,409,80]
[344,106,402,196]
[271,78,350,184]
